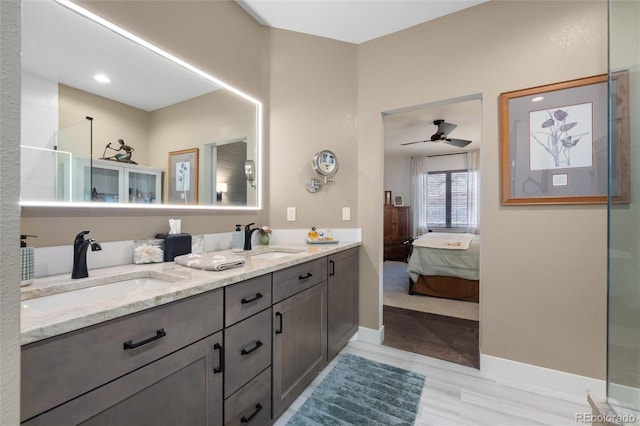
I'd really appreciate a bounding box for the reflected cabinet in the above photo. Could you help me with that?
[74,159,162,204]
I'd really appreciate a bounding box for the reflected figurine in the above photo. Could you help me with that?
[101,139,137,164]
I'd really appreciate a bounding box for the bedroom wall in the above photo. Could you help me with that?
[383,156,411,205]
[358,0,607,379]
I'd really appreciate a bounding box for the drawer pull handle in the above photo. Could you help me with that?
[241,340,263,356]
[240,403,263,423]
[330,260,335,276]
[241,292,263,304]
[298,272,313,280]
[275,311,283,335]
[123,328,166,350]
[213,343,223,374]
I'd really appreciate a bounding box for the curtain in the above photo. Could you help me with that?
[410,156,429,236]
[466,150,480,234]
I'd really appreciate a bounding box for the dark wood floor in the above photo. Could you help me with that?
[382,305,480,369]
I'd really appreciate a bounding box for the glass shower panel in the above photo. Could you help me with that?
[20,146,71,202]
[57,119,92,202]
[607,0,640,416]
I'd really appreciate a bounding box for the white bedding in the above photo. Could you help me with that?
[412,232,476,250]
[408,235,480,281]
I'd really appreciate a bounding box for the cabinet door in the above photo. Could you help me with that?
[327,247,359,360]
[23,332,224,426]
[272,282,327,419]
[125,167,162,204]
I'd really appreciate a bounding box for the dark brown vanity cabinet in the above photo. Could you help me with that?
[223,275,272,426]
[272,259,328,419]
[327,247,359,360]
[21,289,225,425]
[21,247,360,426]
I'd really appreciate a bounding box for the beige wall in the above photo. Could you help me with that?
[149,90,257,204]
[358,1,607,378]
[59,84,150,165]
[268,29,358,230]
[22,1,270,247]
[1,1,21,423]
[18,0,609,382]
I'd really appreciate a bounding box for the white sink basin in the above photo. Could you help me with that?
[251,251,296,260]
[22,275,178,313]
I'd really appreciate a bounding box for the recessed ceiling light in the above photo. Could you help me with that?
[94,74,110,83]
[532,96,544,102]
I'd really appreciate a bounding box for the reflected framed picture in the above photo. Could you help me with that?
[393,195,404,206]
[499,71,629,205]
[168,148,199,204]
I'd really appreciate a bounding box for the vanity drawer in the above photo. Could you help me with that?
[224,367,271,426]
[21,289,223,422]
[225,274,272,327]
[273,257,327,303]
[224,308,272,398]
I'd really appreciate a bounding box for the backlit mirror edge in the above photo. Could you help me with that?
[20,0,264,212]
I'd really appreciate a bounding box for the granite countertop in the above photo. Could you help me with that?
[20,242,360,345]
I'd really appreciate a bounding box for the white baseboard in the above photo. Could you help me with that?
[356,325,384,345]
[481,353,605,401]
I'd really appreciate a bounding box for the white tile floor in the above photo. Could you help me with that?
[274,340,591,426]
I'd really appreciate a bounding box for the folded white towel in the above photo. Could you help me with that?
[412,233,476,250]
[174,253,245,271]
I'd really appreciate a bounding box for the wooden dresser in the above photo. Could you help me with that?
[384,205,410,261]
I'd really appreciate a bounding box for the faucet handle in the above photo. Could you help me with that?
[74,230,90,242]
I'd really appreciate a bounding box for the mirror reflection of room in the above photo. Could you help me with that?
[20,0,259,208]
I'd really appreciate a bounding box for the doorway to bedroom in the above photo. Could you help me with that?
[381,95,481,369]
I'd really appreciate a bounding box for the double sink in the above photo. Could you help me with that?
[21,248,305,315]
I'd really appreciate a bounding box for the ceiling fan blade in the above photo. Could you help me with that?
[438,121,457,137]
[400,140,429,146]
[444,138,472,148]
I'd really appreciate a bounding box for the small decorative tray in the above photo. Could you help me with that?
[307,239,339,244]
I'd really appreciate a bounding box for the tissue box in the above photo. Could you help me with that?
[155,233,192,262]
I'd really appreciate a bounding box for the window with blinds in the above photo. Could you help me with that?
[426,170,469,229]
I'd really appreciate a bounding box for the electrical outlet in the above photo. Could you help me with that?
[342,207,351,221]
[287,207,296,221]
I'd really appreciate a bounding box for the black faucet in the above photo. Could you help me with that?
[244,223,260,251]
[72,230,102,279]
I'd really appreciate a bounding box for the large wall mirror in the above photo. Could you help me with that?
[21,0,262,210]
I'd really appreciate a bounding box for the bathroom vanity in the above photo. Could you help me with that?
[20,243,359,425]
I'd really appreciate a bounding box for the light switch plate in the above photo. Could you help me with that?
[287,207,296,221]
[342,207,351,221]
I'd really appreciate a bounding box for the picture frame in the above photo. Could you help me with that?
[393,195,404,207]
[499,71,629,205]
[384,190,392,206]
[168,148,199,204]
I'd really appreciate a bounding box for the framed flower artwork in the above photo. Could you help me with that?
[168,148,199,204]
[499,71,629,205]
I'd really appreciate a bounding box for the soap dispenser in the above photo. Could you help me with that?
[232,225,244,252]
[20,234,36,286]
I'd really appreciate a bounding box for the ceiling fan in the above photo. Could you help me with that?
[400,119,472,148]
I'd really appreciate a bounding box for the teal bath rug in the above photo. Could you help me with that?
[286,353,425,425]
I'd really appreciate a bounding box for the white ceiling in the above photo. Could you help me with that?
[22,0,220,112]
[237,0,487,44]
[238,0,485,157]
[25,0,484,155]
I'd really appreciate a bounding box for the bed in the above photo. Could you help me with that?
[407,233,480,302]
